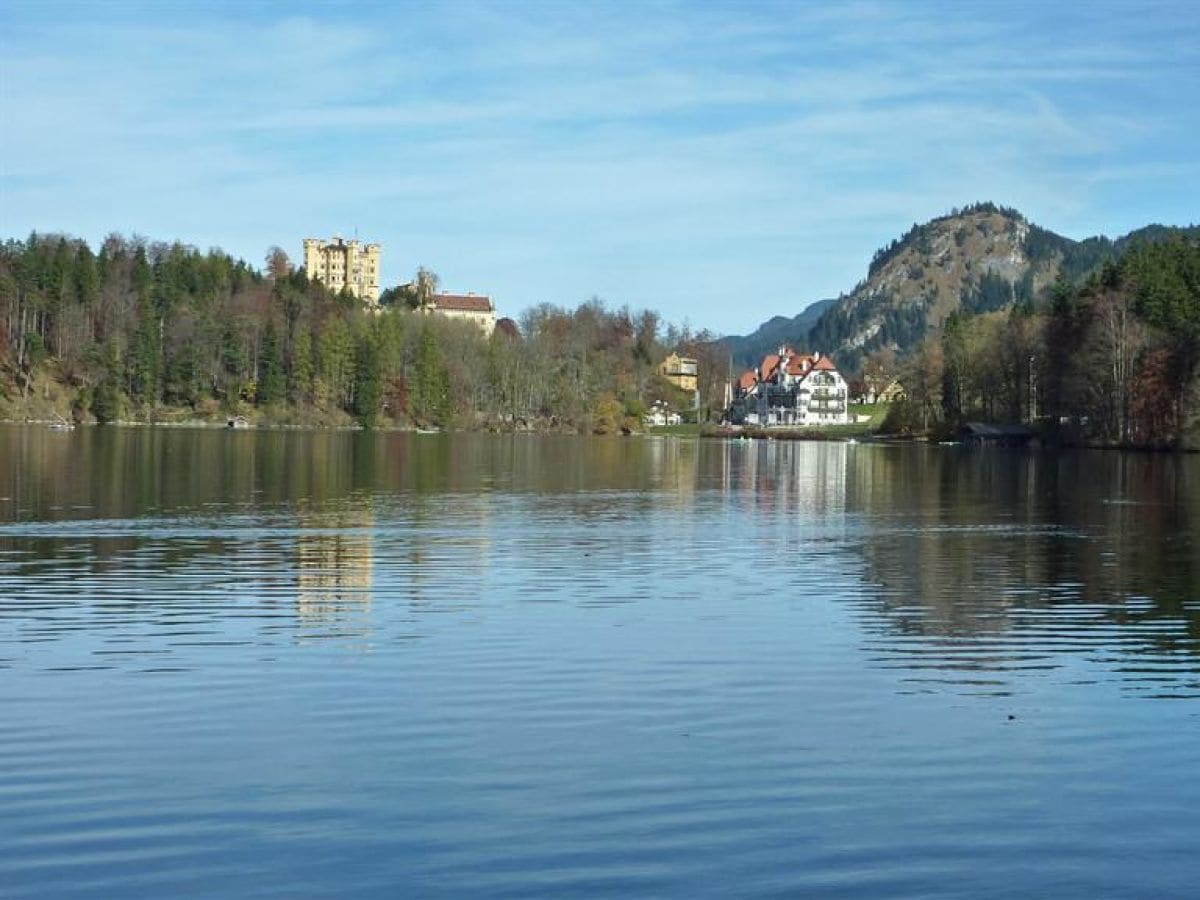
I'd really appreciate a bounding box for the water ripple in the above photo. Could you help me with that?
[1,432,1198,897]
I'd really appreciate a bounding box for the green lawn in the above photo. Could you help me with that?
[849,403,891,427]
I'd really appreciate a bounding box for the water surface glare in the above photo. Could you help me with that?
[2,427,1198,897]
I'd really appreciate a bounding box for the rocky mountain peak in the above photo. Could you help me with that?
[723,204,1197,376]
[808,205,1070,372]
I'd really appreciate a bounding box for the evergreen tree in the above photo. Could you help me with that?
[221,322,248,396]
[130,295,159,405]
[256,321,284,405]
[290,330,315,403]
[74,245,99,308]
[258,319,285,406]
[354,329,383,427]
[318,317,355,409]
[412,323,450,424]
[92,342,124,423]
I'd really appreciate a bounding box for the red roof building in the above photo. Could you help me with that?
[431,293,494,313]
[760,354,780,381]
[424,292,497,335]
[727,346,850,427]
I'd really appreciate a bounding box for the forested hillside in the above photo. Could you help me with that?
[883,235,1200,448]
[0,234,726,431]
[730,203,1198,376]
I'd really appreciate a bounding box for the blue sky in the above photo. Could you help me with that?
[2,0,1197,335]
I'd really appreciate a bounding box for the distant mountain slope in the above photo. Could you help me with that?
[720,297,836,369]
[789,203,1199,374]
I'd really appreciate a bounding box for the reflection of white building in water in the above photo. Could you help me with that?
[721,439,848,520]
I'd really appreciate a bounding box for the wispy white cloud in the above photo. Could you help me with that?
[2,0,1197,333]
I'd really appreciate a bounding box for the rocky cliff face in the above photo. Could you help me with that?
[724,204,1197,375]
[808,205,1063,373]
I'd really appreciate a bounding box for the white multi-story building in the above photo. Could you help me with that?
[728,346,850,427]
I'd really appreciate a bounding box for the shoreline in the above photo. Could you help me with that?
[5,417,1195,452]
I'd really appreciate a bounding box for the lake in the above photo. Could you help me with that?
[1,426,1198,898]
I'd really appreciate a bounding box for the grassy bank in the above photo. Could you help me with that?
[849,403,890,427]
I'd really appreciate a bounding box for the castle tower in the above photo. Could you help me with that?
[301,236,382,307]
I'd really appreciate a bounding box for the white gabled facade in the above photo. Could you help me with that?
[727,346,850,427]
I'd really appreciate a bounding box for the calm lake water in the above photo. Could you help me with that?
[1,426,1198,898]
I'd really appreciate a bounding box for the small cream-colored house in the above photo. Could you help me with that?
[875,379,905,403]
[659,353,699,392]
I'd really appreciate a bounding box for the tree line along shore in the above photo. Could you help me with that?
[2,231,1197,448]
[871,235,1200,449]
[0,234,726,433]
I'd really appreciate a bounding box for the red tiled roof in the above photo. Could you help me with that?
[760,354,780,380]
[786,354,814,375]
[813,355,837,371]
[737,371,757,391]
[433,293,493,313]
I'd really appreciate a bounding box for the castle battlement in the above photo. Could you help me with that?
[302,236,382,307]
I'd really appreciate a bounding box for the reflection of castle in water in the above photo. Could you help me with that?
[296,509,374,633]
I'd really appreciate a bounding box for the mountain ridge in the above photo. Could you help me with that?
[723,204,1199,375]
[720,297,836,370]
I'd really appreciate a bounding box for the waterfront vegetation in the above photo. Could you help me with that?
[879,235,1200,448]
[0,234,727,433]
[3,229,1197,447]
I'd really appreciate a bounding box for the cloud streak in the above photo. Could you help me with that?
[2,0,1197,333]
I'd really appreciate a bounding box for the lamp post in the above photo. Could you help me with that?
[1028,355,1036,422]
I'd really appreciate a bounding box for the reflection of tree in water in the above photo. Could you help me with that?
[847,447,1200,695]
